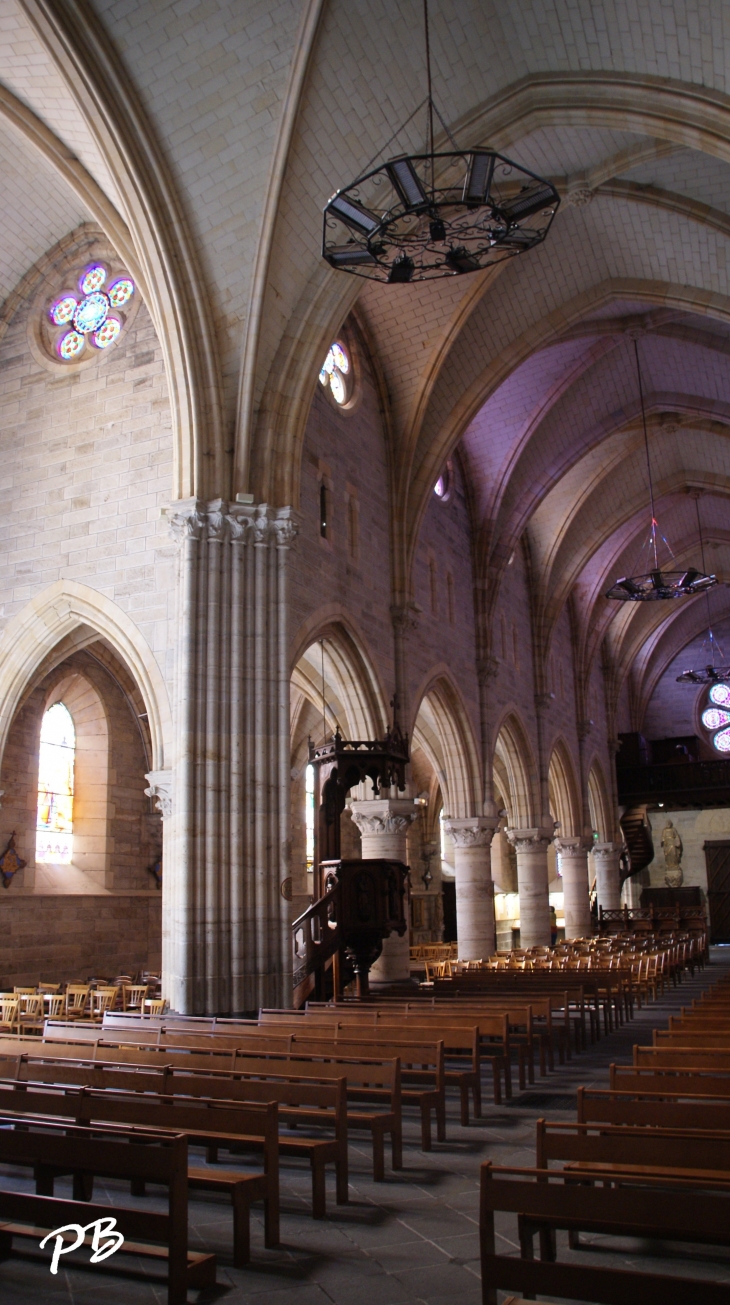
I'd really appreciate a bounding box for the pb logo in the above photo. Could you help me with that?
[40,1217,125,1274]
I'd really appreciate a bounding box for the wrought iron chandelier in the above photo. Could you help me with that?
[606,340,717,602]
[676,493,729,684]
[322,3,559,283]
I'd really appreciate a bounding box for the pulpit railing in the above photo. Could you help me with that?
[292,880,341,999]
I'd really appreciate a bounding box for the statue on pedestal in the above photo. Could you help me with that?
[662,820,683,888]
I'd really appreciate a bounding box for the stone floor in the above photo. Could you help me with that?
[2,948,730,1304]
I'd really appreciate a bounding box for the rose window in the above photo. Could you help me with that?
[48,264,135,362]
[319,341,351,405]
[700,682,730,752]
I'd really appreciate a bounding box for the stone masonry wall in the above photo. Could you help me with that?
[0,894,161,987]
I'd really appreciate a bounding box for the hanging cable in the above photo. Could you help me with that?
[320,639,327,741]
[634,338,659,571]
[423,0,435,198]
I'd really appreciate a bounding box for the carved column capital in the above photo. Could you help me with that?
[145,770,173,820]
[506,826,554,853]
[443,817,499,849]
[349,799,420,839]
[593,840,622,862]
[554,836,592,856]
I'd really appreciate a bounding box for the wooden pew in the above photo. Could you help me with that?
[265,1017,498,1111]
[635,1045,730,1071]
[287,1034,445,1149]
[261,1013,500,1112]
[611,1062,730,1096]
[0,1116,216,1302]
[0,1082,280,1256]
[535,1116,730,1180]
[577,1085,730,1132]
[479,1161,730,1305]
[304,995,567,1070]
[2,1057,348,1215]
[0,1038,401,1182]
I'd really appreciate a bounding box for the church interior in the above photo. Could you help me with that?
[1,1,730,1301]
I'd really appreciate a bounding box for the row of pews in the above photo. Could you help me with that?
[478,963,730,1304]
[0,941,707,1301]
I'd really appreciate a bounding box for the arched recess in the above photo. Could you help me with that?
[588,762,613,843]
[290,611,388,743]
[0,580,172,773]
[2,6,224,498]
[548,740,580,839]
[493,712,535,829]
[411,672,481,820]
[289,616,389,914]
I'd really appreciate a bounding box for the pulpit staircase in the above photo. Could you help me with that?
[619,804,654,881]
[291,858,409,1009]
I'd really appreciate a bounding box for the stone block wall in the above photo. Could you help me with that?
[0,893,161,987]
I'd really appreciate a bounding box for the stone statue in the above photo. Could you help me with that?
[662,820,683,888]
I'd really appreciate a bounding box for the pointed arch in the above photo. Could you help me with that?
[290,609,388,743]
[548,739,580,838]
[493,711,536,828]
[587,761,613,843]
[411,670,481,819]
[0,581,171,771]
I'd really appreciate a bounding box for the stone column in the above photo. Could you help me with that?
[506,828,554,948]
[554,837,592,939]
[593,841,622,912]
[442,817,499,960]
[349,798,419,983]
[165,499,297,1014]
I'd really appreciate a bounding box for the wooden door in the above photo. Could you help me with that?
[704,841,730,942]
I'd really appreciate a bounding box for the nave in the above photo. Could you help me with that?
[0,944,727,1305]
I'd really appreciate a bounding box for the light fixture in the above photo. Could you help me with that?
[677,492,729,684]
[322,2,559,283]
[606,340,717,602]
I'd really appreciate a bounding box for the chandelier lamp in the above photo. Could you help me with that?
[676,493,729,685]
[322,3,559,283]
[605,341,717,602]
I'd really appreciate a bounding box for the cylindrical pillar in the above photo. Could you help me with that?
[506,828,553,948]
[555,837,592,939]
[593,841,622,912]
[350,798,419,982]
[442,818,499,960]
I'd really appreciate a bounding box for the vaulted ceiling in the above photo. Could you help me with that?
[0,0,728,729]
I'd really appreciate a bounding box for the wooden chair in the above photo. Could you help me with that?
[145,998,168,1015]
[122,983,149,1011]
[13,987,37,996]
[42,993,64,1019]
[0,998,19,1034]
[91,987,119,1020]
[18,995,44,1036]
[38,983,61,996]
[64,985,90,1020]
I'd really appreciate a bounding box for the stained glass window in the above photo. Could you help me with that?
[434,461,452,499]
[59,331,85,361]
[319,341,350,405]
[701,683,730,753]
[36,703,75,865]
[46,263,135,362]
[80,265,107,294]
[305,763,315,872]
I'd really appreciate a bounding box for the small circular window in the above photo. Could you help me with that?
[700,682,730,752]
[46,263,135,363]
[434,459,453,500]
[319,341,352,406]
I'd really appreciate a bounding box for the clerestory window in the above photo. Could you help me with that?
[36,703,75,864]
